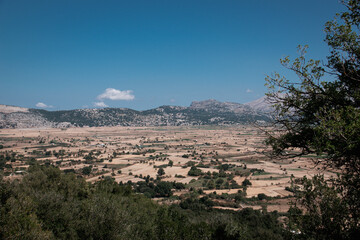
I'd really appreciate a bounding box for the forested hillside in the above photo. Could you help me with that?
[0,165,286,239]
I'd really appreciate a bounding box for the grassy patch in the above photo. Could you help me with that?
[299,154,327,159]
[288,168,305,171]
[230,167,252,177]
[261,175,289,180]
[240,158,261,164]
[104,164,130,169]
[252,171,271,176]
[187,179,205,188]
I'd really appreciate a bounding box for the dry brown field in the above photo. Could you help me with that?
[0,125,336,213]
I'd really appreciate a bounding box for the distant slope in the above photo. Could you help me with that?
[0,97,272,128]
[0,104,29,113]
[244,96,274,113]
[190,99,252,113]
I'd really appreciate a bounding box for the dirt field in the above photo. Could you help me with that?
[0,125,336,212]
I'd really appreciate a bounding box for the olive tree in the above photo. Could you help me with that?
[265,1,360,238]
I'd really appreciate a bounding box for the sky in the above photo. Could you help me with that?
[0,0,344,110]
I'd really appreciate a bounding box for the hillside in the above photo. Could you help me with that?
[0,97,273,128]
[244,96,273,113]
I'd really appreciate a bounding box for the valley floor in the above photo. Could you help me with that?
[0,125,335,213]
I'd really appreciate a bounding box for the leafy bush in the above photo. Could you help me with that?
[188,166,202,176]
[82,166,92,175]
[242,179,252,186]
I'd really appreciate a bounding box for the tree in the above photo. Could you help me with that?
[187,166,202,176]
[82,166,92,175]
[154,181,173,197]
[257,193,267,201]
[157,167,165,176]
[265,0,360,238]
[242,179,252,187]
[168,160,173,167]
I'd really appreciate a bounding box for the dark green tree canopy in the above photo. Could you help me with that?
[157,167,165,176]
[265,0,360,174]
[265,0,360,238]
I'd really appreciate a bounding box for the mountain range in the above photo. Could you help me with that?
[0,97,272,128]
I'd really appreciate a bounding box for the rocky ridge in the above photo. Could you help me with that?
[0,97,273,128]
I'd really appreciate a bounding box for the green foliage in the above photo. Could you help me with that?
[265,1,360,172]
[0,165,286,239]
[157,167,165,176]
[265,1,360,238]
[0,154,6,170]
[207,179,215,189]
[257,193,268,201]
[134,180,184,198]
[168,160,173,167]
[218,163,230,171]
[154,181,173,197]
[287,175,353,239]
[188,166,202,176]
[175,174,186,178]
[180,196,214,211]
[242,179,252,187]
[81,166,92,175]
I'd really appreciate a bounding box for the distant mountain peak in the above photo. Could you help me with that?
[0,96,272,128]
[244,96,273,113]
[190,99,251,113]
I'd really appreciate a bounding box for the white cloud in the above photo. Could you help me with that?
[94,101,108,108]
[35,102,53,108]
[97,88,135,101]
[246,89,253,93]
[170,99,176,103]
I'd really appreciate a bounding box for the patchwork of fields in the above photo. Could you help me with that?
[0,125,335,212]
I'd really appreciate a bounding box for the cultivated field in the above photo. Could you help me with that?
[0,125,336,212]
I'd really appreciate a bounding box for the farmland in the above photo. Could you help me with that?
[0,125,335,213]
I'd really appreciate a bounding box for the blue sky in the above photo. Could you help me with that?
[0,0,343,110]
